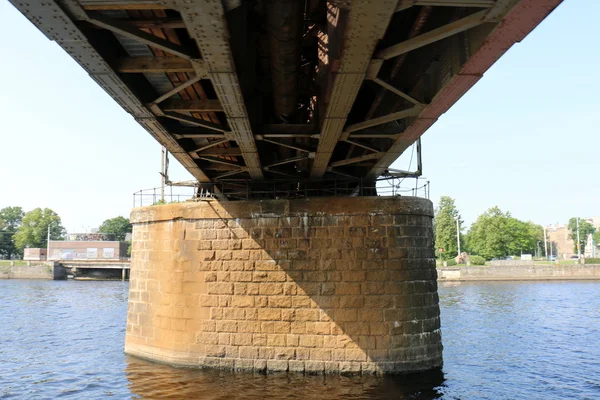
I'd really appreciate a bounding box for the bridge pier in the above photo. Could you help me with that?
[125,197,442,374]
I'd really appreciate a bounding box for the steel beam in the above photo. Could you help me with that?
[188,139,230,153]
[265,155,310,169]
[195,148,242,157]
[162,111,228,133]
[87,13,197,60]
[116,57,198,73]
[345,106,422,133]
[330,152,382,168]
[370,78,424,106]
[376,10,488,60]
[396,0,495,12]
[173,133,226,139]
[161,99,223,112]
[8,0,212,183]
[81,3,167,10]
[310,0,398,178]
[126,18,186,29]
[366,0,563,180]
[260,139,313,153]
[152,75,201,104]
[172,0,264,179]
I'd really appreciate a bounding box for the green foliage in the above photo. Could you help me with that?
[593,231,600,246]
[434,196,463,260]
[470,255,486,265]
[98,216,132,242]
[13,208,65,250]
[445,259,457,266]
[568,218,595,254]
[0,206,24,259]
[467,206,543,260]
[584,258,600,265]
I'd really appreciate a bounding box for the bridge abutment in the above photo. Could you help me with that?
[125,197,442,374]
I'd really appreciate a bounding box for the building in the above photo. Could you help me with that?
[48,232,128,261]
[546,224,573,259]
[23,248,47,261]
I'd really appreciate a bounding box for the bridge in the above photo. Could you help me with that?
[12,0,561,375]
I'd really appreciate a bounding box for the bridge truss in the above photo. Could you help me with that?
[10,0,561,199]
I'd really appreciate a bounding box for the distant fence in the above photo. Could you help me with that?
[133,177,430,207]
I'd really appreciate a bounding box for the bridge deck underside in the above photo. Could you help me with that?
[10,0,561,199]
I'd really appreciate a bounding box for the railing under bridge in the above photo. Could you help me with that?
[133,177,430,208]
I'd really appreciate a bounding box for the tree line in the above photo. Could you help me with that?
[0,206,131,259]
[434,196,598,260]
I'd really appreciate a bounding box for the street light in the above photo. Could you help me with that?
[454,215,461,256]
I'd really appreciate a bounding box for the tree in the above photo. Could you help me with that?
[468,206,544,260]
[98,216,132,242]
[434,196,463,259]
[467,207,510,260]
[568,217,595,254]
[0,206,24,259]
[13,208,65,250]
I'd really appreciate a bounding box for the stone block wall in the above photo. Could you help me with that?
[125,197,442,374]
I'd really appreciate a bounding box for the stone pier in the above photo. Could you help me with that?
[125,197,442,374]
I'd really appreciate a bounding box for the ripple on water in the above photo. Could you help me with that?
[1,280,599,399]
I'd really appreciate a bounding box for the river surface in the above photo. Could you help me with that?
[1,280,599,399]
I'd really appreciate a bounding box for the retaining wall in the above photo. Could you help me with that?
[437,264,600,281]
[0,262,66,280]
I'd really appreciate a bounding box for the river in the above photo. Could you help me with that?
[1,280,598,399]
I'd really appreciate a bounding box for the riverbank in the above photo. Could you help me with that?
[0,262,66,280]
[437,264,600,281]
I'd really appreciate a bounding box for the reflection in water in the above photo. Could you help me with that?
[1,280,600,399]
[125,356,445,399]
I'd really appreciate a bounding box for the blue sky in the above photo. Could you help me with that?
[0,1,595,232]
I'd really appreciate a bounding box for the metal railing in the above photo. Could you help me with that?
[133,177,430,207]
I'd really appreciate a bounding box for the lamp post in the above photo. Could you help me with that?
[576,217,581,259]
[454,215,461,256]
[46,223,52,260]
[544,226,548,260]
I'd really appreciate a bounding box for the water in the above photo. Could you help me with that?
[1,280,599,399]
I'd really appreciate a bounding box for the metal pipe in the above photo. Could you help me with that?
[266,0,304,120]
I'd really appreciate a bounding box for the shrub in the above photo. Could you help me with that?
[470,255,486,266]
[445,259,457,266]
[584,258,600,265]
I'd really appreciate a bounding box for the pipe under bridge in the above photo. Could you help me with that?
[11,0,561,199]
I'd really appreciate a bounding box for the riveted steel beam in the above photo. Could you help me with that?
[330,152,382,168]
[161,99,223,112]
[260,139,313,153]
[87,12,197,60]
[8,0,212,183]
[116,57,198,73]
[173,133,227,139]
[396,0,496,11]
[376,10,488,60]
[151,75,202,104]
[170,0,264,179]
[192,148,242,157]
[370,78,425,106]
[345,106,422,133]
[188,139,230,153]
[366,0,563,180]
[162,111,229,133]
[310,0,399,178]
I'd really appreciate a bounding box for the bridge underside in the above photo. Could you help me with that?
[12,0,560,199]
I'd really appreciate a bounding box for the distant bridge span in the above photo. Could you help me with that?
[11,0,561,198]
